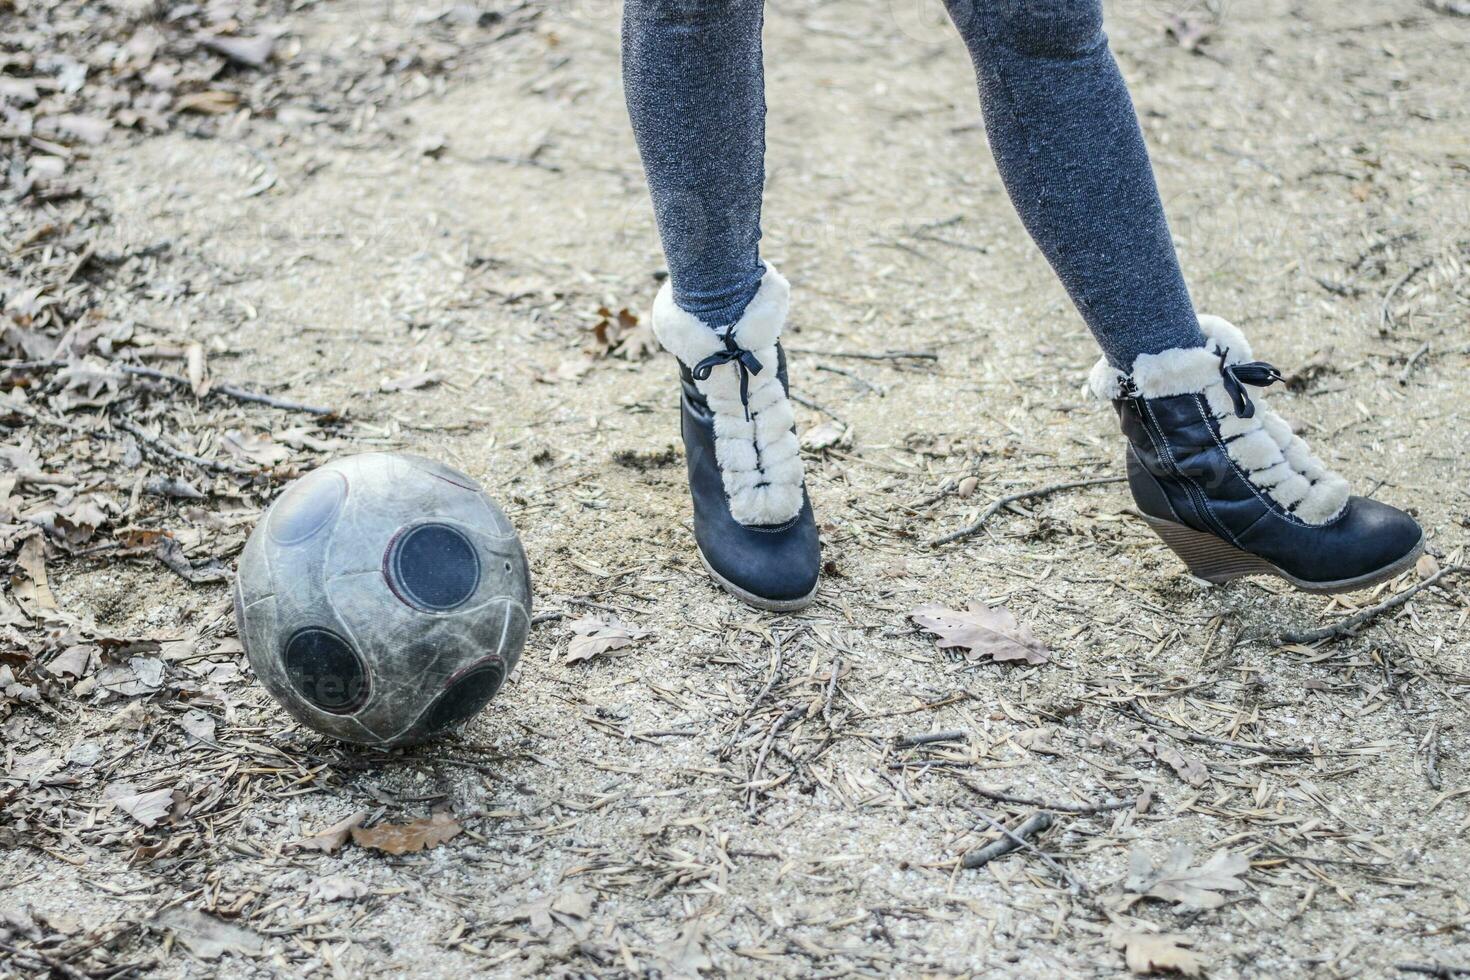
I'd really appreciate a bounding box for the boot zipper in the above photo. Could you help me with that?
[1135,398,1235,544]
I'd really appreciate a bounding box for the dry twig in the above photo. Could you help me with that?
[4,358,338,416]
[114,415,259,477]
[1380,259,1432,333]
[961,811,1054,869]
[1280,565,1466,644]
[1128,701,1316,757]
[895,730,966,747]
[928,475,1125,546]
[962,805,1084,893]
[963,780,1136,815]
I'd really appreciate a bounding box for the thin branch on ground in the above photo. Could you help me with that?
[1396,964,1470,978]
[0,941,90,980]
[789,392,847,426]
[1128,701,1314,757]
[114,415,259,477]
[895,730,966,747]
[962,780,1136,814]
[1399,340,1431,384]
[1280,565,1466,644]
[961,811,1054,869]
[960,804,1085,893]
[823,654,841,729]
[928,475,1125,547]
[3,358,339,416]
[816,363,885,394]
[1424,720,1443,791]
[1380,258,1432,333]
[747,706,803,813]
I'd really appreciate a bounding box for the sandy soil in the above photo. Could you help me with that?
[5,0,1470,976]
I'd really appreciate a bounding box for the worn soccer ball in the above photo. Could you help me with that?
[234,452,531,747]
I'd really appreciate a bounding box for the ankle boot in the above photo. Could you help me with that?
[1089,316,1423,593]
[650,262,820,610]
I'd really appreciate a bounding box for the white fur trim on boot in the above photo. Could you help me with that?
[651,263,805,527]
[1088,316,1350,525]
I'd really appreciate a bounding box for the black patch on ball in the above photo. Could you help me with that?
[419,662,504,736]
[268,469,347,545]
[283,628,369,713]
[386,523,481,611]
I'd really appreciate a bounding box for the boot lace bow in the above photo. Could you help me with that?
[692,327,765,420]
[1217,347,1284,419]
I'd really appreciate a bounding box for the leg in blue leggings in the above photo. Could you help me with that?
[944,0,1204,365]
[621,0,768,329]
[620,0,1207,365]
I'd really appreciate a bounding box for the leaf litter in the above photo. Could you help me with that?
[2,0,1469,977]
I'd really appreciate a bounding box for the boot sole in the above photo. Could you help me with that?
[1141,514,1424,595]
[696,548,817,613]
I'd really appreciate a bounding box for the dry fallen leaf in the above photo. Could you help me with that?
[613,321,659,361]
[800,419,849,452]
[1126,845,1249,910]
[48,113,112,144]
[657,920,714,979]
[151,908,265,960]
[186,342,209,397]
[307,875,370,903]
[15,535,58,610]
[350,811,462,855]
[178,709,217,744]
[273,425,341,452]
[175,90,239,114]
[536,358,593,384]
[1163,14,1214,53]
[221,429,291,466]
[565,615,651,665]
[1137,737,1209,787]
[155,536,231,585]
[1108,928,1207,976]
[109,786,175,828]
[292,810,367,854]
[379,370,446,392]
[909,602,1051,665]
[46,644,93,679]
[587,306,639,357]
[199,34,275,69]
[520,888,597,939]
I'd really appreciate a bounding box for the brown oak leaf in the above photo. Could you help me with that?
[1125,845,1250,910]
[1107,928,1207,976]
[909,602,1051,665]
[565,615,650,665]
[1137,737,1209,787]
[350,811,462,855]
[291,810,367,854]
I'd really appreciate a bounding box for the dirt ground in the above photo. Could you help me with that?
[5,0,1470,976]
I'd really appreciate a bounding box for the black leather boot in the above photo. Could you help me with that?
[651,263,820,610]
[1090,316,1423,593]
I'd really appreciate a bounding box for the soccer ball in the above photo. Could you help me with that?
[234,453,531,747]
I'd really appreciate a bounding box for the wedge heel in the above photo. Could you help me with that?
[1140,514,1423,595]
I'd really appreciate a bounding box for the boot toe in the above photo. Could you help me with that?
[1333,497,1423,580]
[695,496,820,610]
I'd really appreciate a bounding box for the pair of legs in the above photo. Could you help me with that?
[620,0,1424,608]
[621,0,1205,368]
